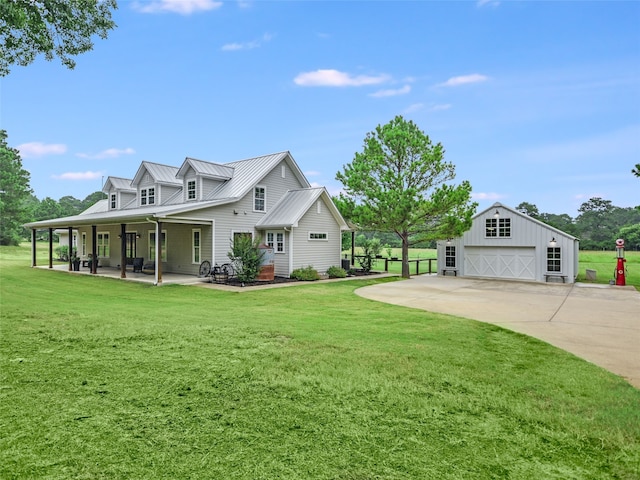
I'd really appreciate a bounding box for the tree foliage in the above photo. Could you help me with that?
[0,0,118,76]
[632,164,640,178]
[0,130,32,245]
[227,235,264,284]
[336,116,477,278]
[516,202,539,219]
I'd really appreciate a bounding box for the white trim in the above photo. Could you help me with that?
[253,185,266,213]
[192,228,201,264]
[149,229,167,262]
[308,232,328,241]
[266,230,285,253]
[211,220,215,265]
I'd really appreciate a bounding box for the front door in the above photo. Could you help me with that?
[125,233,137,265]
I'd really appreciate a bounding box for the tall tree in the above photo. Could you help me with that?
[0,0,118,76]
[81,191,107,210]
[516,202,540,218]
[336,116,477,278]
[0,130,32,245]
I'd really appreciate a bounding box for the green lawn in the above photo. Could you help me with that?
[1,244,639,479]
[576,250,640,288]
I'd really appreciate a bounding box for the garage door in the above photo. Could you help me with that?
[464,247,536,280]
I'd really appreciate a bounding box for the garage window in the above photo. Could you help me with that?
[547,247,561,272]
[486,218,511,237]
[445,246,456,267]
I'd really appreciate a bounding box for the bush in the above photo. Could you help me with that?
[326,266,347,278]
[357,238,382,273]
[291,265,320,281]
[227,235,264,283]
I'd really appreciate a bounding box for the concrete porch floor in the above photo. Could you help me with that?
[37,264,206,286]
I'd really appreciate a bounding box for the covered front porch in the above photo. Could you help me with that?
[36,263,206,286]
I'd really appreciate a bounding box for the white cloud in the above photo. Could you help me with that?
[472,192,506,201]
[403,103,424,114]
[134,0,222,15]
[430,104,452,111]
[17,142,67,158]
[369,85,411,98]
[438,74,489,87]
[221,33,273,51]
[305,170,321,177]
[53,171,104,181]
[294,69,390,87]
[76,147,136,160]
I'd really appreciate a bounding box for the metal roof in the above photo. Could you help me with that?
[177,157,234,180]
[132,161,181,186]
[205,151,309,201]
[256,187,349,230]
[102,176,135,193]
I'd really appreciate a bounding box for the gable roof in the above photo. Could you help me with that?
[102,176,135,194]
[205,151,310,202]
[478,202,578,240]
[132,161,181,187]
[256,187,349,230]
[177,157,234,180]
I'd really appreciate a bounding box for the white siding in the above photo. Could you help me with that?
[291,196,342,274]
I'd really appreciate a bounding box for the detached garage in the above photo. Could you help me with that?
[437,203,579,283]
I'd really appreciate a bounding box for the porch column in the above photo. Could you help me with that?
[155,221,162,285]
[91,225,97,274]
[211,220,215,265]
[68,226,73,271]
[120,224,126,278]
[31,229,36,267]
[48,228,53,269]
[351,231,355,266]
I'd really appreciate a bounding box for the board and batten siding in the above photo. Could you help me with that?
[438,205,578,283]
[291,198,342,274]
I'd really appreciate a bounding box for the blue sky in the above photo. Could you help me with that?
[2,0,639,217]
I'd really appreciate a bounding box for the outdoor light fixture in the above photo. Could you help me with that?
[493,209,500,219]
[446,238,452,245]
[549,237,557,247]
[136,234,141,239]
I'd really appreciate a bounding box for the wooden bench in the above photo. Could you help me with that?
[442,269,458,276]
[544,274,568,283]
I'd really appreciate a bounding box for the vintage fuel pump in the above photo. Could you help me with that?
[615,238,626,286]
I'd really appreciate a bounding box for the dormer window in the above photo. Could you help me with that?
[141,188,155,206]
[254,186,265,212]
[110,194,116,209]
[187,180,196,200]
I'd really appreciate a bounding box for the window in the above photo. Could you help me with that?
[81,232,87,256]
[141,188,155,206]
[192,229,201,264]
[97,233,110,257]
[187,180,196,200]
[267,231,285,253]
[547,247,561,272]
[110,194,116,209]
[486,218,511,237]
[254,186,265,212]
[445,246,456,268]
[149,230,167,262]
[309,232,328,241]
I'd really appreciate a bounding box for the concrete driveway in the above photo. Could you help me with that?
[356,275,640,388]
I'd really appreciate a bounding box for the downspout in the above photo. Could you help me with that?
[146,217,160,285]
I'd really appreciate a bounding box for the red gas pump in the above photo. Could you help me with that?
[615,238,626,286]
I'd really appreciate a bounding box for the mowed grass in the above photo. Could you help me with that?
[577,250,640,289]
[1,245,639,479]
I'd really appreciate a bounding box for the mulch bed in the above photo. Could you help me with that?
[224,270,382,288]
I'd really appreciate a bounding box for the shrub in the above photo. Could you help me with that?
[227,235,264,283]
[326,266,347,278]
[291,265,320,281]
[357,238,382,273]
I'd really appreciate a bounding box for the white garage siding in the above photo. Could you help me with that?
[464,247,536,280]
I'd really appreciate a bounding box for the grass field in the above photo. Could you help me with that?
[1,244,639,479]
